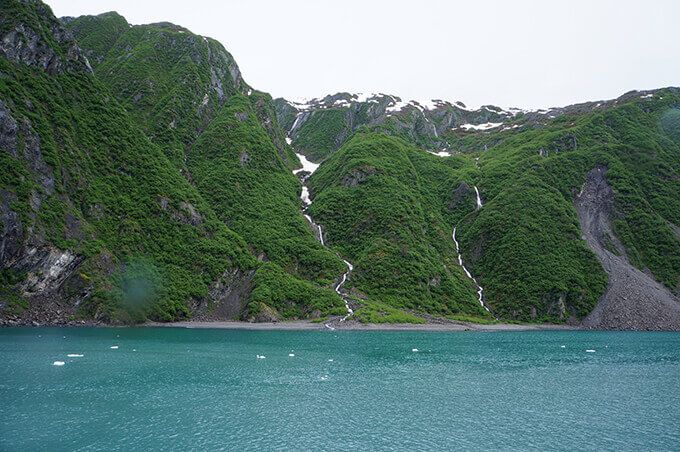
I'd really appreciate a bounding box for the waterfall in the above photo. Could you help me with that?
[421,111,438,138]
[336,259,354,321]
[474,186,483,209]
[288,136,354,323]
[452,227,491,314]
[288,113,304,137]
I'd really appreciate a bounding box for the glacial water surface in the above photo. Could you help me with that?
[1,328,679,451]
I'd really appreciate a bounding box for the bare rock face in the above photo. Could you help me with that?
[190,268,256,321]
[447,181,472,210]
[0,2,92,76]
[253,302,282,323]
[12,246,80,296]
[575,166,680,330]
[340,167,376,187]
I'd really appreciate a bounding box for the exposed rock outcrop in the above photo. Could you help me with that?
[575,166,680,330]
[0,1,92,76]
[191,268,256,321]
[340,167,376,187]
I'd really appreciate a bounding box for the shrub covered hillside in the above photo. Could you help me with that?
[64,11,345,291]
[304,89,680,324]
[0,0,344,324]
[455,90,680,322]
[307,132,490,319]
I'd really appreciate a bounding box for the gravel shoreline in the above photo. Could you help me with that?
[142,319,580,332]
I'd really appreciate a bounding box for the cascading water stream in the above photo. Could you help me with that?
[452,227,491,314]
[288,119,354,322]
[474,186,483,209]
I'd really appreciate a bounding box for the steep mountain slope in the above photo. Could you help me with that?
[0,0,344,325]
[64,12,346,290]
[275,93,514,161]
[299,89,680,328]
[2,0,678,329]
[306,132,490,319]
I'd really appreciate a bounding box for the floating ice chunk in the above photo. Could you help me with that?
[328,359,334,362]
[132,349,137,352]
[586,350,596,353]
[289,353,295,357]
[560,345,566,348]
[110,346,118,349]
[256,355,266,359]
[53,361,65,366]
[67,354,83,358]
[412,348,419,352]
[321,375,328,380]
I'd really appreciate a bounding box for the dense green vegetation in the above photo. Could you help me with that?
[0,0,344,323]
[307,132,489,319]
[185,95,346,284]
[452,91,680,320]
[2,0,679,325]
[304,90,680,322]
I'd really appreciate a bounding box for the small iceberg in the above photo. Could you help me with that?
[110,346,119,349]
[321,375,329,381]
[67,354,83,358]
[586,349,596,353]
[53,361,65,366]
[328,359,334,362]
[256,355,266,359]
[412,348,419,352]
[560,345,566,348]
[289,353,295,357]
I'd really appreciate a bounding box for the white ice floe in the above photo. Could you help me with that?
[586,350,596,353]
[289,353,295,357]
[110,346,118,349]
[328,359,334,362]
[256,355,266,359]
[53,361,65,366]
[412,348,419,352]
[560,345,566,348]
[67,354,83,358]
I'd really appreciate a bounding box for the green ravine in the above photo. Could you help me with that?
[1,0,679,328]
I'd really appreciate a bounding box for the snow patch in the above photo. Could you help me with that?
[459,122,503,131]
[293,153,320,175]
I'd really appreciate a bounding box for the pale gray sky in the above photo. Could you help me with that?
[49,0,680,109]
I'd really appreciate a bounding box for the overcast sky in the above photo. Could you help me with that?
[49,0,680,109]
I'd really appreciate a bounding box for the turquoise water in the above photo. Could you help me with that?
[1,328,679,451]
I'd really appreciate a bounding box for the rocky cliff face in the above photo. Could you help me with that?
[1,1,92,76]
[575,167,680,330]
[0,0,268,325]
[274,93,527,161]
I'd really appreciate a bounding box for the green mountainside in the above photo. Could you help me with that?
[1,0,679,329]
[0,0,344,324]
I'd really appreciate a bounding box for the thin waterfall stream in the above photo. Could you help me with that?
[288,117,354,322]
[451,183,498,318]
